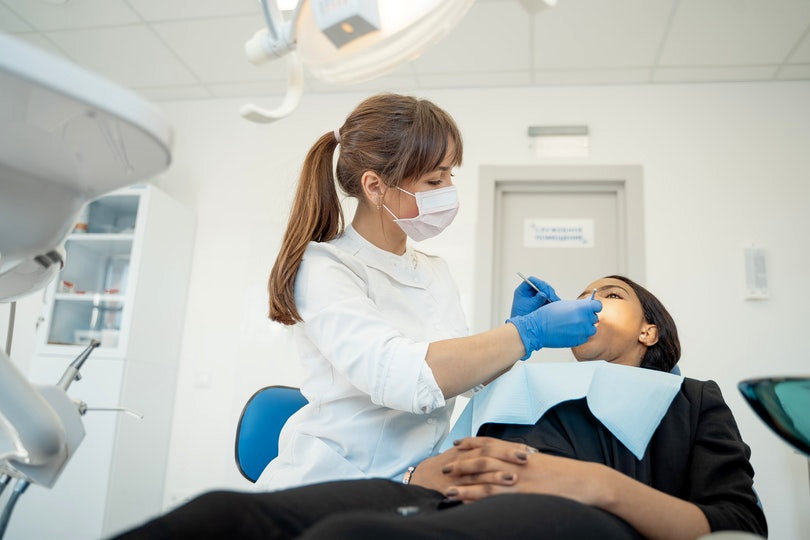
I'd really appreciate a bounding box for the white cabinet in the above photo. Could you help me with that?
[7,184,195,540]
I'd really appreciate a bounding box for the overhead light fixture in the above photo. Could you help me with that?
[241,0,474,123]
[276,0,299,10]
[528,125,590,158]
[518,0,559,13]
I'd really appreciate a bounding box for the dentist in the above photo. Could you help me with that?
[260,93,601,490]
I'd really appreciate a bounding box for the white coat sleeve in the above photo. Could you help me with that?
[295,245,445,414]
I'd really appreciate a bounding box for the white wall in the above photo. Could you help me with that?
[11,81,809,538]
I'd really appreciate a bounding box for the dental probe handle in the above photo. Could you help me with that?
[516,272,541,294]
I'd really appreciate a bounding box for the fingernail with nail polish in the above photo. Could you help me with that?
[445,488,458,497]
[441,466,452,474]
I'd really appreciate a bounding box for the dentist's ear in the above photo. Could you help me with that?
[360,171,385,206]
[639,324,659,346]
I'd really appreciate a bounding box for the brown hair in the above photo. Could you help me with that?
[268,94,463,325]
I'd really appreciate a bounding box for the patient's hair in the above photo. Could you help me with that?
[606,275,680,373]
[268,93,463,325]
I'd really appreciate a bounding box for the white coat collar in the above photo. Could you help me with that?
[333,226,434,289]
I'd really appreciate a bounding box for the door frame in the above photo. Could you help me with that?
[474,165,645,332]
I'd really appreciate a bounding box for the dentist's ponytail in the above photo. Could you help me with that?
[268,93,463,325]
[269,133,342,325]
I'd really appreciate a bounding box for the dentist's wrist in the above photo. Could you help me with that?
[506,317,537,361]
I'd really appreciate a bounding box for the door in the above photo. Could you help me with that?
[476,166,645,364]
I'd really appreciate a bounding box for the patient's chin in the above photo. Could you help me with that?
[572,331,602,359]
[571,346,594,361]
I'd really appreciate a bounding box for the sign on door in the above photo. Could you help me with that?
[524,218,594,248]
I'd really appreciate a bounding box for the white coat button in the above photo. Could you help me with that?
[427,418,435,424]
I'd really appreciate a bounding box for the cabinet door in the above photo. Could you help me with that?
[37,189,144,358]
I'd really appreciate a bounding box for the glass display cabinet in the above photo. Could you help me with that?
[41,191,141,355]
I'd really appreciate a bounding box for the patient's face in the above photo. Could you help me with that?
[572,277,648,367]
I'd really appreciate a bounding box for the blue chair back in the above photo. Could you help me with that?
[670,364,681,376]
[235,385,308,482]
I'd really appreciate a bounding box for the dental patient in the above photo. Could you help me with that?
[115,275,766,540]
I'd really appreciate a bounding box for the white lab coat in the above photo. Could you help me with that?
[256,226,470,491]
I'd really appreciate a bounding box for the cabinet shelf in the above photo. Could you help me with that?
[65,234,134,257]
[54,293,126,304]
[68,233,135,241]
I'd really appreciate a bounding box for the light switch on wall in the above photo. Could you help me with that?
[744,247,768,300]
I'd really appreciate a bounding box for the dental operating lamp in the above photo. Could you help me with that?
[241,0,474,123]
[0,32,172,536]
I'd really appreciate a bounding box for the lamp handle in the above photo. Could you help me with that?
[240,53,304,123]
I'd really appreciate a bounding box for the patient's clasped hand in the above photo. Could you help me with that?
[116,275,766,540]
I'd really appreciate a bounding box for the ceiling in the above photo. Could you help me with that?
[2,0,809,103]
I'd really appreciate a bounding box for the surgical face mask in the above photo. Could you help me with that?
[383,185,459,242]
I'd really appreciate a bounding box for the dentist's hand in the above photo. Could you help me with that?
[507,299,602,360]
[510,276,560,318]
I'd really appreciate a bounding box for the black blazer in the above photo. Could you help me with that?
[479,378,767,536]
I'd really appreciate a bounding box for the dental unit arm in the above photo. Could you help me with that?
[0,32,172,537]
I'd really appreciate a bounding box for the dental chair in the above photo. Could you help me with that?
[234,386,307,482]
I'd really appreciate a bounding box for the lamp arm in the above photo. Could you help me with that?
[240,52,304,123]
[259,0,281,43]
[245,0,303,64]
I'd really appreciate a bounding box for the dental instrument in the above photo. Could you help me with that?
[590,288,597,300]
[517,272,541,294]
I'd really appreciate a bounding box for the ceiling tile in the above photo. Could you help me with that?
[136,85,212,102]
[307,63,416,93]
[0,2,32,32]
[47,26,198,87]
[789,31,810,63]
[151,15,287,83]
[208,80,293,98]
[534,68,651,85]
[11,32,66,58]
[2,0,139,30]
[127,0,259,21]
[660,0,810,66]
[417,71,531,89]
[533,0,674,69]
[412,1,530,74]
[308,74,419,94]
[652,65,778,83]
[777,64,810,80]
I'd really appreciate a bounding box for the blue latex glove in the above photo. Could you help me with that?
[508,299,602,360]
[510,276,561,318]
